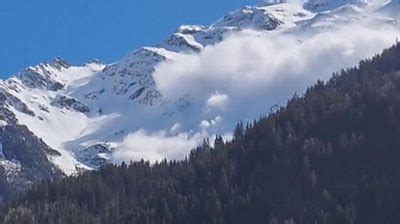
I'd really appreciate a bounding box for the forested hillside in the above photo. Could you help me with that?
[3,43,400,224]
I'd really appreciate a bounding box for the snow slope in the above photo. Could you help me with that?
[377,0,400,18]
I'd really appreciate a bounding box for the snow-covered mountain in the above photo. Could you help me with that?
[0,0,399,197]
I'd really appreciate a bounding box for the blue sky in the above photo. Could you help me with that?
[0,0,261,78]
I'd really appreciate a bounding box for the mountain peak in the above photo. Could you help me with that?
[14,58,71,91]
[52,57,70,70]
[212,5,282,30]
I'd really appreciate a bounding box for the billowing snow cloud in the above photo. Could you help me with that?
[206,92,229,112]
[153,23,400,124]
[112,21,400,164]
[154,25,399,102]
[111,129,202,164]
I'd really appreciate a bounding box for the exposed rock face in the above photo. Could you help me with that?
[51,95,90,113]
[77,144,113,170]
[0,109,62,200]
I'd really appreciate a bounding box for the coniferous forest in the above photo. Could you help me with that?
[3,44,400,223]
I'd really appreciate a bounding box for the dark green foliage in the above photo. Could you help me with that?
[3,43,400,223]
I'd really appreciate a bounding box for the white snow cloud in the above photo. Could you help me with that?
[199,120,211,129]
[153,23,400,122]
[111,129,203,164]
[112,21,400,164]
[206,92,229,111]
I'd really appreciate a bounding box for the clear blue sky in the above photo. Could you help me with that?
[0,0,261,78]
